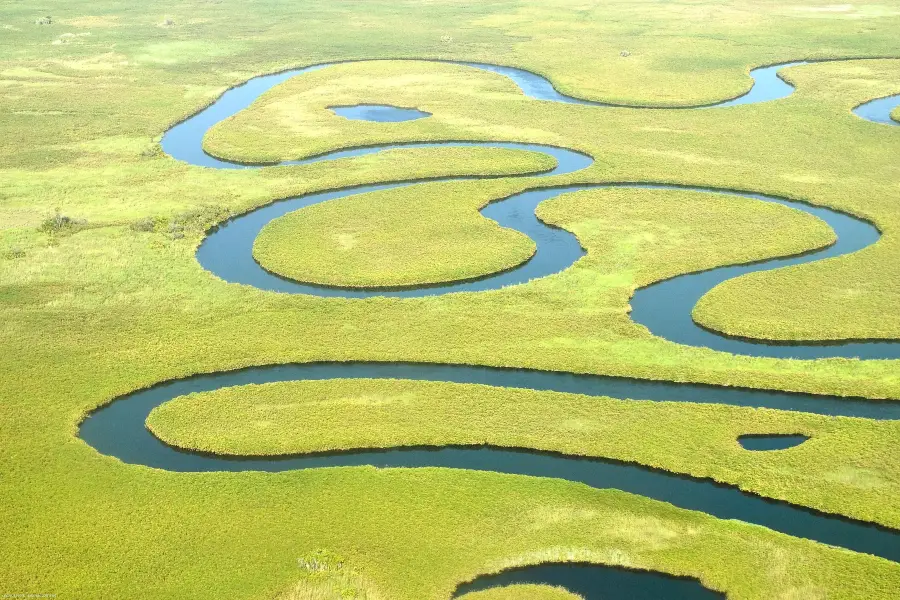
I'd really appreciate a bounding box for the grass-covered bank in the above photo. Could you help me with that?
[691,59,900,341]
[146,377,900,529]
[252,167,548,289]
[4,1,900,598]
[457,585,582,600]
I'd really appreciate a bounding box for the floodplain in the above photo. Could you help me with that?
[2,1,900,599]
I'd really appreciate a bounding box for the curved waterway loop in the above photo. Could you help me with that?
[80,361,900,564]
[172,59,900,358]
[854,93,900,126]
[82,59,900,596]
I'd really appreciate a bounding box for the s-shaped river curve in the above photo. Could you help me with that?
[81,60,900,598]
[166,59,900,359]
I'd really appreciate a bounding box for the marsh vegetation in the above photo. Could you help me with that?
[2,1,900,599]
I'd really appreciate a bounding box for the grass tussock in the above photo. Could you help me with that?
[278,551,382,600]
[130,205,231,238]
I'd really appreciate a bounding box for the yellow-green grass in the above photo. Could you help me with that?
[4,1,900,598]
[457,584,583,600]
[252,163,549,288]
[147,378,900,528]
[533,187,835,297]
[278,552,585,600]
[202,61,563,166]
[5,447,900,600]
[204,58,900,340]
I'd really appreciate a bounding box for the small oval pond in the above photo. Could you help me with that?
[329,104,431,122]
[738,434,809,451]
[454,563,724,600]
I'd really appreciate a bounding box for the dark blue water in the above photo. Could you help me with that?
[329,104,430,122]
[84,59,900,595]
[854,94,900,126]
[738,434,809,451]
[453,563,724,600]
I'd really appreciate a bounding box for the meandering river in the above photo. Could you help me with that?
[83,60,900,598]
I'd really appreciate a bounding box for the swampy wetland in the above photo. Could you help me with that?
[2,1,900,599]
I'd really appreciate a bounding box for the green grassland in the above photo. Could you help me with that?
[253,163,550,289]
[277,550,383,600]
[3,0,900,599]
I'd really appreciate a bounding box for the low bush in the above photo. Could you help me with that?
[130,217,156,233]
[38,210,85,234]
